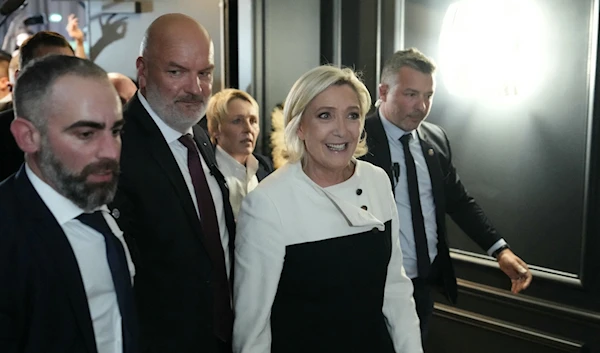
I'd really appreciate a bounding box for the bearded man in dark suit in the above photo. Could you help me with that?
[111,13,236,353]
[0,55,137,353]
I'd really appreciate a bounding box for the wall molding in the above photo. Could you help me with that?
[434,303,585,351]
[450,249,583,287]
[455,279,600,323]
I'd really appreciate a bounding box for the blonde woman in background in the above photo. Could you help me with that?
[206,89,273,219]
[232,66,422,353]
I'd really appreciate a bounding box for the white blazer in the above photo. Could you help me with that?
[232,159,423,353]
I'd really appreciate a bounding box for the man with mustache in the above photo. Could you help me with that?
[0,55,137,353]
[111,13,236,353]
[362,48,533,341]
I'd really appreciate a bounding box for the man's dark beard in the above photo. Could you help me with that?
[38,140,120,212]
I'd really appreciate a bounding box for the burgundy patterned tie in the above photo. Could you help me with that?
[178,134,233,342]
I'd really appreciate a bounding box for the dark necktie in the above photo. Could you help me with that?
[399,133,431,279]
[178,134,233,343]
[77,210,137,353]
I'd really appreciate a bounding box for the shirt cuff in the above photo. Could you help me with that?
[487,239,507,256]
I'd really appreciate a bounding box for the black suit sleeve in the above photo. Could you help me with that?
[437,126,502,251]
[254,153,274,172]
[110,175,142,269]
[0,209,19,353]
[0,109,23,181]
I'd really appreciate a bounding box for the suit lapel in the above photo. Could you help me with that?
[193,125,237,249]
[192,124,217,169]
[417,125,446,221]
[125,95,204,238]
[364,111,394,190]
[14,168,97,353]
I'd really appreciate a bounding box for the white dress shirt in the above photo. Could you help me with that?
[215,145,259,220]
[379,113,506,278]
[0,93,12,104]
[26,164,135,353]
[138,91,231,277]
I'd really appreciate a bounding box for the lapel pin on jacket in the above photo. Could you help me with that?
[111,208,120,219]
[428,149,434,156]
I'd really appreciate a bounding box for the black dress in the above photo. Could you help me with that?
[271,221,395,353]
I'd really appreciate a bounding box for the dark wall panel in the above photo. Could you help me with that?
[428,304,585,353]
[404,0,593,276]
[340,0,378,100]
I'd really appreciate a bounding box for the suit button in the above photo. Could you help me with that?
[372,227,379,233]
[356,188,363,195]
[361,205,368,210]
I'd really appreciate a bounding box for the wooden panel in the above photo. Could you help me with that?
[427,303,586,353]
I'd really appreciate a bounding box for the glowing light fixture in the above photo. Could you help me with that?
[49,13,62,23]
[439,0,546,98]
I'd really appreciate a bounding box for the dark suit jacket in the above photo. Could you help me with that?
[0,108,23,181]
[112,93,236,353]
[0,167,99,353]
[361,111,501,303]
[254,152,273,181]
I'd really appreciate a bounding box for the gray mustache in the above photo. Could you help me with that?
[176,95,204,104]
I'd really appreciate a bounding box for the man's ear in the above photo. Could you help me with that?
[0,76,9,91]
[135,56,146,89]
[378,83,389,103]
[10,117,41,154]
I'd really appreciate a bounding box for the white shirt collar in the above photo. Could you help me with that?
[289,159,385,229]
[215,145,259,179]
[379,110,418,142]
[137,90,193,142]
[25,164,107,225]
[0,93,12,104]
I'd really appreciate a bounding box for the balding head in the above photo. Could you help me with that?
[140,13,212,61]
[136,13,215,133]
[108,72,137,104]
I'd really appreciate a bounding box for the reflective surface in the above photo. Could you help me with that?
[404,0,595,275]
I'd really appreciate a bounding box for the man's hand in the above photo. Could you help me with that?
[66,14,84,42]
[496,249,532,294]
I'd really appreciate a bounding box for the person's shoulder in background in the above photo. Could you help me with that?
[254,152,274,179]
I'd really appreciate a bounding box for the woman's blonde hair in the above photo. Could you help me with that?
[206,88,260,144]
[283,65,371,163]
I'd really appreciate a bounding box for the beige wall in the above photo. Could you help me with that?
[88,0,224,90]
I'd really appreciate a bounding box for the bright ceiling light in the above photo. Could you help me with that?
[49,13,63,23]
[439,0,546,99]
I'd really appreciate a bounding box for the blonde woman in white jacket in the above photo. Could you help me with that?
[232,65,423,353]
